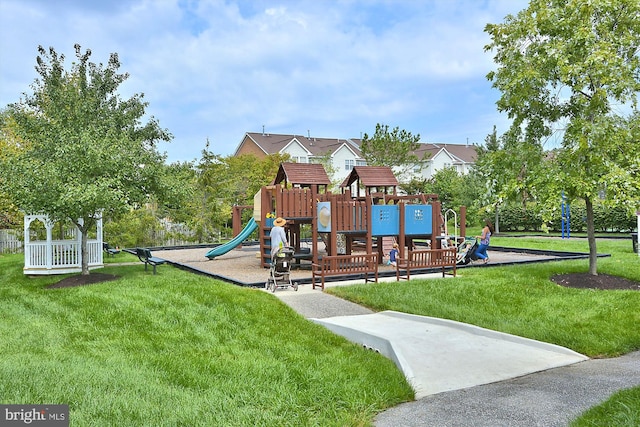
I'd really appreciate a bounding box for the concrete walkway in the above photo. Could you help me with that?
[314,311,588,399]
[270,277,640,426]
[375,350,640,427]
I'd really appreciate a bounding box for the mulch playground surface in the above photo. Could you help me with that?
[48,256,639,291]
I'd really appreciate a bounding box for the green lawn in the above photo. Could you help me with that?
[0,254,413,426]
[327,235,640,425]
[328,237,640,357]
[2,235,639,425]
[570,386,640,427]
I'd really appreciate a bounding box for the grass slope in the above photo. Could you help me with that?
[327,236,640,426]
[328,237,640,358]
[0,255,413,426]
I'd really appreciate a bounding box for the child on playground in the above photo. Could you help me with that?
[388,243,399,267]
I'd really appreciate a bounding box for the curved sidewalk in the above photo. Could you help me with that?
[374,350,640,427]
[272,280,639,427]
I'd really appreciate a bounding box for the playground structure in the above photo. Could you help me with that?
[238,162,467,268]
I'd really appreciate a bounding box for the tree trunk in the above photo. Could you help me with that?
[80,224,90,276]
[585,197,598,276]
[494,206,500,234]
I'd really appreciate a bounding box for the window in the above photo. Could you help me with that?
[291,156,308,163]
[345,159,354,170]
[356,159,367,166]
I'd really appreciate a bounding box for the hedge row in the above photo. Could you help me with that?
[497,203,637,233]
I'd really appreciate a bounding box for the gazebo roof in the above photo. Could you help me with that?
[272,162,331,187]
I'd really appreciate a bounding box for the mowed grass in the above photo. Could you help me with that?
[0,255,413,426]
[328,235,640,425]
[570,386,640,427]
[328,236,640,358]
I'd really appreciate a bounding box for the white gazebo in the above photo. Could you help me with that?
[23,214,104,275]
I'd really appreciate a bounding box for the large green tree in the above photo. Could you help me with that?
[0,109,25,228]
[485,0,640,274]
[1,45,171,274]
[360,123,421,173]
[193,146,288,242]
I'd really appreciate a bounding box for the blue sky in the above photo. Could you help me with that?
[0,0,529,163]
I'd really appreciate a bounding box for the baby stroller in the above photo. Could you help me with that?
[265,246,299,292]
[457,237,479,265]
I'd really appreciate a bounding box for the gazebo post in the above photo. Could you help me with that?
[45,216,53,271]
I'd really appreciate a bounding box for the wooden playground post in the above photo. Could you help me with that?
[259,185,276,268]
[398,202,406,259]
[312,189,319,265]
[431,200,442,249]
[366,195,374,258]
[329,193,338,257]
[232,205,252,238]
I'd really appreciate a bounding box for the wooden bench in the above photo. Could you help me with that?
[136,248,166,274]
[103,242,121,257]
[396,248,457,281]
[312,253,378,290]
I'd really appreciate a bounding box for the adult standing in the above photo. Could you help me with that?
[474,219,494,263]
[269,217,288,259]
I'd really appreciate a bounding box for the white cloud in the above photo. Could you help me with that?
[0,0,529,161]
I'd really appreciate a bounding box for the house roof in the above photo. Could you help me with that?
[272,162,331,187]
[235,132,477,169]
[340,166,399,188]
[414,143,477,164]
[241,132,363,158]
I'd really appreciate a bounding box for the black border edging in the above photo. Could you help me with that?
[489,245,610,258]
[125,246,611,289]
[122,242,260,252]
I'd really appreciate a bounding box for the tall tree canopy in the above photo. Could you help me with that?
[485,0,640,274]
[0,109,25,228]
[0,45,171,274]
[192,144,288,242]
[360,123,421,171]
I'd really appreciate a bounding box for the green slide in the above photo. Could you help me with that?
[205,217,258,259]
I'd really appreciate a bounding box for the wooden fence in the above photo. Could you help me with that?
[0,229,22,253]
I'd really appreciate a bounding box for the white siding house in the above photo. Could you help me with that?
[234,132,477,186]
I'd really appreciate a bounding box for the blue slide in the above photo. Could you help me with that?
[205,217,258,259]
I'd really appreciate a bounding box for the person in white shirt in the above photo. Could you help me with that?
[269,217,288,259]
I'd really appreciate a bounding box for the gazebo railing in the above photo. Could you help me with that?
[24,240,102,274]
[23,214,105,275]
